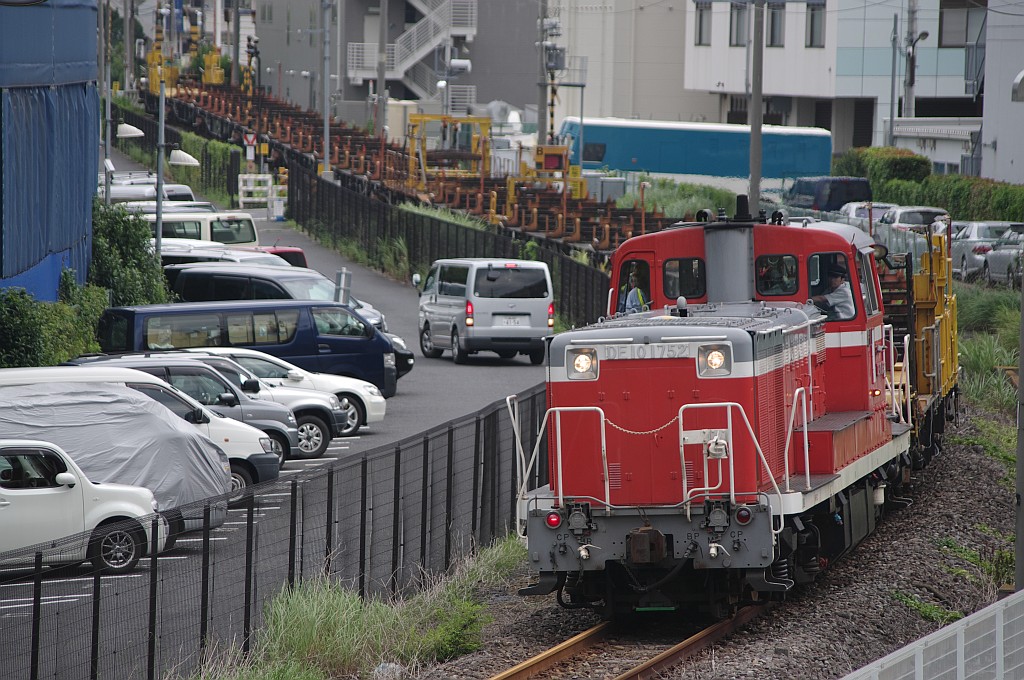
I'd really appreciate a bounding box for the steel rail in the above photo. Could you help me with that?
[488,621,611,679]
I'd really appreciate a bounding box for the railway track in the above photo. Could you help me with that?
[489,604,768,680]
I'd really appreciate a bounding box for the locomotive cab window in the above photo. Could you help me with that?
[663,258,706,301]
[756,255,798,295]
[857,250,880,316]
[809,253,856,321]
[618,260,652,313]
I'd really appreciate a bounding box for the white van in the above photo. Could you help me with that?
[0,439,168,574]
[142,211,260,247]
[414,258,554,365]
[0,366,281,492]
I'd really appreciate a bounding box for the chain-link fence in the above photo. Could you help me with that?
[0,385,547,680]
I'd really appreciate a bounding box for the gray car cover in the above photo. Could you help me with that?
[0,382,230,510]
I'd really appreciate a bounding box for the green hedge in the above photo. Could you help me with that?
[832,147,1024,221]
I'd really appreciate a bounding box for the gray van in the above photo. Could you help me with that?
[415,258,554,365]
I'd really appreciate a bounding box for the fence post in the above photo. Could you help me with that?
[228,148,241,208]
[147,515,160,680]
[390,445,402,597]
[419,435,430,570]
[445,424,454,570]
[472,416,482,537]
[288,479,298,587]
[90,563,101,680]
[325,466,335,576]
[199,503,212,652]
[242,495,255,656]
[31,551,42,680]
[359,457,369,598]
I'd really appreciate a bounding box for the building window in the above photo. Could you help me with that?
[805,2,825,48]
[695,2,712,46]
[259,4,273,23]
[767,3,785,47]
[939,0,986,47]
[730,2,748,46]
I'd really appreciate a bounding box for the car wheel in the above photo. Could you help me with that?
[229,462,253,494]
[452,330,467,364]
[268,432,288,468]
[419,325,443,359]
[496,350,517,359]
[336,394,366,437]
[529,347,546,365]
[89,522,144,574]
[296,414,330,458]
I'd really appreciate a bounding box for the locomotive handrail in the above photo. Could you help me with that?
[780,308,817,414]
[505,397,611,524]
[903,334,913,431]
[677,402,785,535]
[882,324,900,421]
[781,387,811,493]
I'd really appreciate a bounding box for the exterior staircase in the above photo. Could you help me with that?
[347,0,477,101]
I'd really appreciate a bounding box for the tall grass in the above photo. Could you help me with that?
[616,174,735,219]
[186,537,527,679]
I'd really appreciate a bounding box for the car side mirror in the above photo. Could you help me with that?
[54,471,77,488]
[241,378,261,392]
[216,392,239,407]
[285,369,303,381]
[412,273,421,287]
[185,407,209,424]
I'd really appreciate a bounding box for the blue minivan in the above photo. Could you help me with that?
[97,300,399,397]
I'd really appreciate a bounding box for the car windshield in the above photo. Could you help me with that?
[978,226,1006,239]
[473,267,549,298]
[280,275,338,300]
[210,218,257,245]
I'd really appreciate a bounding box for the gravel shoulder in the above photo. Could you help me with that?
[416,403,1015,679]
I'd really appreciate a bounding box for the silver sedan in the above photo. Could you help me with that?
[981,224,1024,288]
[950,221,1018,282]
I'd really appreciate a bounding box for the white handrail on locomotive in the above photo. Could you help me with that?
[677,401,786,537]
[506,395,804,540]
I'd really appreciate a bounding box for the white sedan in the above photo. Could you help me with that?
[181,347,386,434]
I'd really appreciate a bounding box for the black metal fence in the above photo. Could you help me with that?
[0,385,548,680]
[288,165,611,329]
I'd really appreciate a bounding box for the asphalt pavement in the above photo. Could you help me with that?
[104,146,546,461]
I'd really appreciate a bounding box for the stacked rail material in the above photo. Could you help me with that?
[152,80,689,254]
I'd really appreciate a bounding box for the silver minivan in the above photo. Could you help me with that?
[415,258,554,365]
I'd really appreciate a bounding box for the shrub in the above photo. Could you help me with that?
[90,201,169,306]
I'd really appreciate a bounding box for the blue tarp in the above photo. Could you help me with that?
[0,0,98,88]
[0,0,98,300]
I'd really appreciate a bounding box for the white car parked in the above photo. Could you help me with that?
[0,440,167,574]
[182,347,387,434]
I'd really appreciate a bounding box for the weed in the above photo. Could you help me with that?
[946,420,1016,469]
[936,537,1015,587]
[891,591,963,624]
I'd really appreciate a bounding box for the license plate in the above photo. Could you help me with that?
[499,316,522,326]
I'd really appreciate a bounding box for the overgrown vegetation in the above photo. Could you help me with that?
[89,202,170,306]
[398,202,489,230]
[954,282,1020,412]
[936,537,1015,587]
[616,175,735,219]
[186,537,527,679]
[891,591,964,624]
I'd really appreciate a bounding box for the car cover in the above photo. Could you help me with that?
[0,382,230,510]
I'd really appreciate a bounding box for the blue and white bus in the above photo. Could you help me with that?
[558,116,832,180]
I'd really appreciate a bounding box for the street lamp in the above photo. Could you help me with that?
[154,68,200,261]
[904,30,929,119]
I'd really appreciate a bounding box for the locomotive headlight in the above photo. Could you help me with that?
[698,344,732,377]
[567,348,598,380]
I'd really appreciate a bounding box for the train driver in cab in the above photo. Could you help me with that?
[811,263,855,320]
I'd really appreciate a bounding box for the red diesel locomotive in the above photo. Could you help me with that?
[512,198,955,617]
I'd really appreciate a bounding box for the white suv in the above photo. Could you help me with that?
[0,440,167,574]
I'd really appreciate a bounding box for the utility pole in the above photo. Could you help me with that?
[376,0,388,142]
[323,0,332,174]
[536,0,548,145]
[904,0,917,118]
[748,0,764,208]
[231,0,241,86]
[124,0,133,91]
[889,13,898,145]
